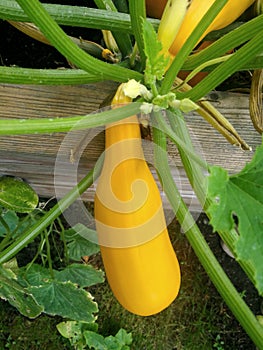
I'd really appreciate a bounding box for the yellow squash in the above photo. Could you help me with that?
[146,0,255,55]
[94,84,181,316]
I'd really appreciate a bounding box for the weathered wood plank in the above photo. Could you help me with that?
[0,83,261,210]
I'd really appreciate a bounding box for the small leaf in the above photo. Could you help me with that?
[28,280,98,322]
[56,320,98,348]
[115,329,133,346]
[84,328,132,350]
[65,224,100,261]
[207,143,263,294]
[84,331,107,350]
[56,263,104,288]
[0,176,38,213]
[142,19,169,85]
[57,320,98,340]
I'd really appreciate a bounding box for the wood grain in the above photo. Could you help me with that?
[0,83,261,211]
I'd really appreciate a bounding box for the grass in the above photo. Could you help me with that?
[0,215,253,349]
[0,302,70,350]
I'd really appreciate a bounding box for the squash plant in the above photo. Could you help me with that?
[0,0,263,348]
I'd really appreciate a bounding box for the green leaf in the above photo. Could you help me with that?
[0,176,38,213]
[0,210,19,237]
[64,224,100,261]
[142,19,169,86]
[22,263,104,288]
[207,144,263,294]
[21,264,99,322]
[0,209,40,239]
[115,329,133,346]
[56,320,98,348]
[20,264,51,286]
[84,328,132,350]
[0,265,43,318]
[28,280,98,322]
[56,263,104,288]
[84,331,108,350]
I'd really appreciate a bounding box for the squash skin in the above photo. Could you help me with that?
[94,85,181,316]
[146,0,255,55]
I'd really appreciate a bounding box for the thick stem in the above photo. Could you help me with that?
[152,125,263,349]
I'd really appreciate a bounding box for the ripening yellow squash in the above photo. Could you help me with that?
[94,84,181,316]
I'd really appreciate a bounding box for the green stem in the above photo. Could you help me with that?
[0,167,96,264]
[93,0,132,56]
[152,125,263,349]
[178,28,263,101]
[182,15,263,71]
[15,0,142,82]
[44,228,54,278]
[0,216,12,251]
[160,0,228,95]
[0,67,104,85]
[128,0,147,72]
[0,0,160,33]
[56,217,69,265]
[153,114,209,171]
[0,103,141,135]
[166,109,257,292]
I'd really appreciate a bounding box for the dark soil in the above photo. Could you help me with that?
[0,6,262,349]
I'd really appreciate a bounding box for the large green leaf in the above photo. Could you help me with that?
[21,264,100,322]
[0,176,38,213]
[207,144,263,294]
[0,265,43,318]
[28,280,98,322]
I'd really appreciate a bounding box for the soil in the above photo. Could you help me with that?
[0,6,262,350]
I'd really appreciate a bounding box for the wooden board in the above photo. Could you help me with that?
[0,83,261,211]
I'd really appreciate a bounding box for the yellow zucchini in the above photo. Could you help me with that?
[94,84,181,316]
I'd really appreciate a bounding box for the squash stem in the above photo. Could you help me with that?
[0,103,142,135]
[152,125,263,349]
[15,0,142,83]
